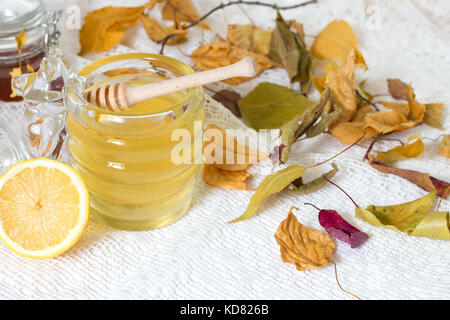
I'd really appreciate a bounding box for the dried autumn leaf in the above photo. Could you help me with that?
[191,39,275,85]
[15,30,27,54]
[230,165,306,223]
[237,82,315,130]
[387,79,409,101]
[161,0,209,30]
[318,208,368,248]
[227,24,272,56]
[286,163,339,194]
[439,135,450,158]
[424,103,444,130]
[311,61,339,93]
[140,15,187,45]
[79,6,144,54]
[355,190,450,240]
[203,164,251,190]
[329,121,378,145]
[407,84,426,122]
[311,20,367,69]
[376,135,425,163]
[367,154,449,199]
[326,48,357,122]
[211,89,242,118]
[275,206,335,271]
[269,12,312,94]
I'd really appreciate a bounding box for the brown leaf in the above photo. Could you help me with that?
[161,0,210,30]
[211,89,242,118]
[387,79,409,101]
[140,15,187,44]
[203,164,251,190]
[367,154,449,199]
[191,39,275,85]
[439,135,450,158]
[226,24,272,56]
[79,6,144,54]
[275,206,335,271]
[326,48,357,122]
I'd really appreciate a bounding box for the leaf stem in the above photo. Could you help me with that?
[332,262,362,300]
[324,177,360,208]
[158,0,318,54]
[304,202,322,211]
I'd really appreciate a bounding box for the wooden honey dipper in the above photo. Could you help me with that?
[84,56,257,111]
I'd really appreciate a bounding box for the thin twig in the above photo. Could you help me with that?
[158,0,318,54]
[332,262,362,300]
[364,135,380,161]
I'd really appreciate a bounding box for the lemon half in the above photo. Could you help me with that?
[0,158,89,259]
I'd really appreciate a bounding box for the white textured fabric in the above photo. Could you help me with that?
[0,0,449,300]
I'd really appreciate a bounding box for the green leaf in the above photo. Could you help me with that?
[269,11,313,94]
[286,163,339,194]
[279,115,301,163]
[355,191,450,240]
[305,108,341,139]
[238,82,315,130]
[229,165,306,223]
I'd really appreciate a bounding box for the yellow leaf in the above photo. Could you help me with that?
[439,135,450,158]
[329,121,377,145]
[379,101,409,118]
[311,20,367,69]
[407,84,425,122]
[161,0,210,30]
[79,6,144,54]
[275,206,335,271]
[140,15,187,44]
[203,164,251,190]
[424,103,444,130]
[376,135,425,163]
[191,39,275,85]
[15,30,28,54]
[226,25,272,56]
[364,111,408,134]
[325,48,357,122]
[311,61,339,93]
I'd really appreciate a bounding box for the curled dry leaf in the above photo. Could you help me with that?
[191,39,275,85]
[230,165,306,223]
[227,24,272,56]
[79,6,144,54]
[140,15,188,45]
[161,0,210,30]
[269,11,312,94]
[439,135,450,158]
[367,154,449,199]
[387,79,409,101]
[203,164,251,190]
[355,191,450,240]
[376,135,425,163]
[318,208,368,248]
[311,20,367,70]
[424,103,444,130]
[275,206,335,271]
[286,163,339,194]
[237,82,315,130]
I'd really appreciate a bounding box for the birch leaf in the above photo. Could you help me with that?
[161,0,210,30]
[79,6,144,54]
[311,20,367,69]
[424,103,444,130]
[409,211,450,240]
[387,79,409,101]
[286,163,338,194]
[376,135,425,163]
[238,82,315,130]
[230,165,306,223]
[227,24,272,55]
[275,206,335,271]
[439,135,450,158]
[191,40,275,85]
[140,15,187,44]
[203,164,251,190]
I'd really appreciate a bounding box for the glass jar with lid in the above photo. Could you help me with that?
[0,0,60,101]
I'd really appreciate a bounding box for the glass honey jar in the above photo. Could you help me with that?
[65,53,205,231]
[0,0,60,101]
